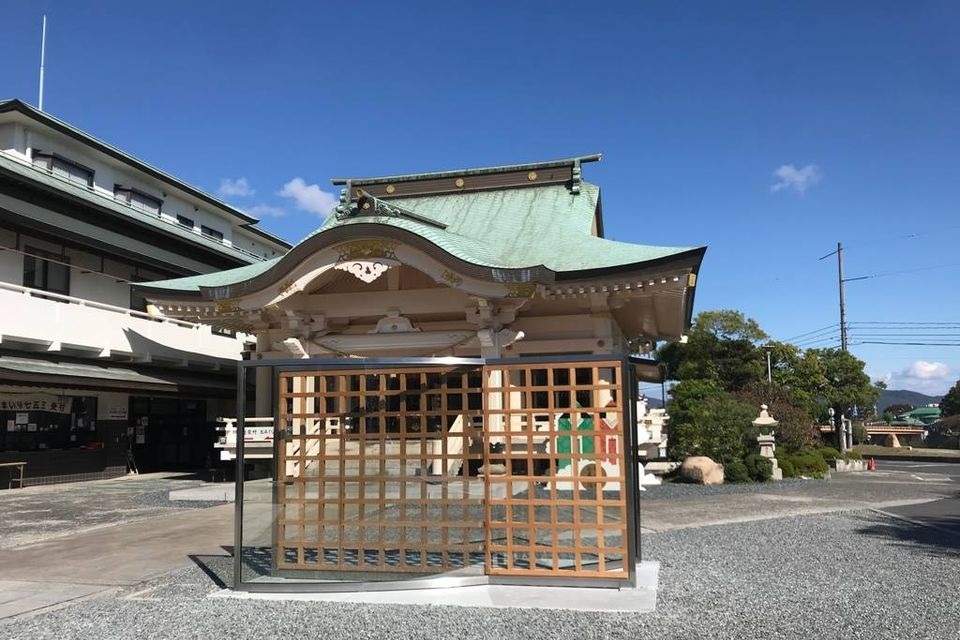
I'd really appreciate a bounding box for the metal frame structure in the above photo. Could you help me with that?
[232,355,642,592]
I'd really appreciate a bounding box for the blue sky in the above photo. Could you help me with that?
[3,1,959,394]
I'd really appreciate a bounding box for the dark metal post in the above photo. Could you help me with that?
[232,363,247,589]
[623,359,641,583]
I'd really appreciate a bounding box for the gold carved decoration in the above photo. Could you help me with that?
[214,299,241,314]
[335,240,398,262]
[527,171,538,181]
[278,278,296,295]
[505,283,537,298]
[440,270,463,287]
[455,178,465,188]
[385,184,396,194]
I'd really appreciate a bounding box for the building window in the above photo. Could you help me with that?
[176,215,194,229]
[201,225,224,242]
[23,246,70,296]
[31,151,94,188]
[114,185,163,215]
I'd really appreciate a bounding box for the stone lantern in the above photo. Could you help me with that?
[753,404,783,481]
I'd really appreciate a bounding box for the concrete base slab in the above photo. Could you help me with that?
[168,485,235,502]
[0,581,108,619]
[213,562,659,612]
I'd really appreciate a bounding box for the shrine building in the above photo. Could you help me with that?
[136,154,705,591]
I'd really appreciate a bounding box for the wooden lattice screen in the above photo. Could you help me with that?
[275,360,630,581]
[483,361,629,579]
[276,366,486,574]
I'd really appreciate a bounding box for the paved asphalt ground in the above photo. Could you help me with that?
[0,462,957,639]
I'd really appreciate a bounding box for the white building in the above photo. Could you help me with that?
[0,98,290,484]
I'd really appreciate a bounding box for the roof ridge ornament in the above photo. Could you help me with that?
[335,183,448,230]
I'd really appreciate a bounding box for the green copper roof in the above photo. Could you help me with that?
[310,182,697,271]
[139,165,704,296]
[141,256,282,292]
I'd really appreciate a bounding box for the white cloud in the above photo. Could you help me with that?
[770,164,822,194]
[278,178,337,216]
[883,360,954,395]
[244,204,285,218]
[217,177,255,198]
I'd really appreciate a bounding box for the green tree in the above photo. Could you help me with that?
[883,403,914,418]
[733,382,819,452]
[941,380,960,418]
[806,348,879,447]
[691,310,768,342]
[666,378,756,463]
[659,310,766,392]
[767,341,828,411]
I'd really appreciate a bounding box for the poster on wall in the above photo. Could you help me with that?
[15,413,28,425]
[27,423,37,432]
[5,420,13,432]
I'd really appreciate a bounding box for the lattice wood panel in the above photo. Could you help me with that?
[482,361,629,579]
[276,366,486,574]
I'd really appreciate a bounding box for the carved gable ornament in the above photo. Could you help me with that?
[332,240,400,283]
[334,259,397,283]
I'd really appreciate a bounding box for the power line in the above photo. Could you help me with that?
[844,261,960,282]
[781,323,840,343]
[852,340,960,347]
[851,321,960,327]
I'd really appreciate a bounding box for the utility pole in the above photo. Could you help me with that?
[819,241,849,352]
[837,241,848,351]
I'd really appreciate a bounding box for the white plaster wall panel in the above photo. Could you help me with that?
[71,271,129,308]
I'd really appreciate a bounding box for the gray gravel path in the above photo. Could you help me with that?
[3,509,958,640]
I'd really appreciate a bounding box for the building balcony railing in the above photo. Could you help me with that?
[0,150,271,263]
[0,281,244,366]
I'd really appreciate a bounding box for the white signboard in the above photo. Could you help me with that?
[0,394,72,414]
[97,393,129,421]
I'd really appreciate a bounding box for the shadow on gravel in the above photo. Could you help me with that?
[189,551,233,588]
[852,512,960,559]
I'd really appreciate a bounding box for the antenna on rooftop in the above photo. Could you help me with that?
[38,15,47,111]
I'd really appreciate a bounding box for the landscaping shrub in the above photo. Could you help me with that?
[743,453,773,482]
[786,449,829,478]
[779,457,796,478]
[724,459,751,483]
[818,446,841,462]
[844,450,862,461]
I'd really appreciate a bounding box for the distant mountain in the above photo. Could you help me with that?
[878,389,942,412]
[640,396,664,409]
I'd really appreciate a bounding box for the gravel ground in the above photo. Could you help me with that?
[3,509,958,640]
[642,477,815,499]
[133,490,228,510]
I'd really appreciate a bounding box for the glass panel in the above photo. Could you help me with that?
[46,261,70,295]
[236,358,634,590]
